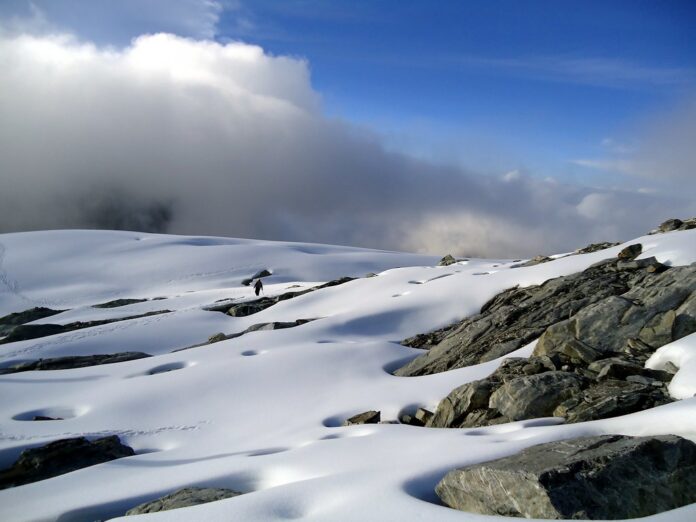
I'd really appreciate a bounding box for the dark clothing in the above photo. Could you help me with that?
[254,279,263,296]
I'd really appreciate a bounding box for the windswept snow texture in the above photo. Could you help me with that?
[1,229,696,521]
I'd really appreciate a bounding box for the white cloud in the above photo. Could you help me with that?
[0,31,692,257]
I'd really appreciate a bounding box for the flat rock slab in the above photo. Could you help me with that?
[343,410,380,426]
[0,436,134,490]
[436,434,696,519]
[126,487,242,515]
[0,352,152,374]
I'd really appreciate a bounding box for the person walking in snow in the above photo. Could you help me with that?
[254,278,264,296]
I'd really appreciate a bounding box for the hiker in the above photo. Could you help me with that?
[254,279,264,296]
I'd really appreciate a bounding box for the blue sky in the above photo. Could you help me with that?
[0,0,694,255]
[214,1,696,178]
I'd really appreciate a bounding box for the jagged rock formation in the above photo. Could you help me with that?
[436,434,696,519]
[425,260,694,428]
[0,310,171,345]
[0,436,134,490]
[0,307,64,337]
[0,352,152,374]
[396,247,667,376]
[205,277,354,317]
[125,487,242,515]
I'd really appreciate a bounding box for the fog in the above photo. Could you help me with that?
[0,32,692,257]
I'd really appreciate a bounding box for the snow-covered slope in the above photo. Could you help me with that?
[1,229,696,521]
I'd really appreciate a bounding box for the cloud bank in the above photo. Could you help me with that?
[0,31,692,257]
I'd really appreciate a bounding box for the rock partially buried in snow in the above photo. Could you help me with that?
[649,217,696,234]
[617,242,642,260]
[342,410,380,426]
[438,254,457,266]
[0,352,152,374]
[0,436,134,490]
[436,434,696,519]
[125,487,242,515]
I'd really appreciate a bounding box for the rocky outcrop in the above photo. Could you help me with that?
[573,241,620,254]
[0,436,134,490]
[426,261,695,428]
[0,352,152,374]
[125,487,242,515]
[438,255,457,266]
[241,269,273,286]
[510,255,553,268]
[205,277,354,317]
[436,434,696,519]
[343,410,380,426]
[649,217,696,234]
[396,249,664,376]
[0,307,64,337]
[93,298,148,308]
[0,310,171,345]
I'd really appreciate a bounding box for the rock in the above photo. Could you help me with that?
[436,434,696,519]
[207,332,227,343]
[0,310,171,345]
[574,242,620,254]
[125,487,242,515]
[32,416,62,421]
[0,436,134,490]
[617,243,642,260]
[414,408,434,425]
[438,254,457,266]
[489,371,584,421]
[241,269,272,286]
[342,410,380,426]
[0,352,152,374]
[211,277,354,318]
[510,255,553,268]
[0,307,65,337]
[93,298,148,308]
[649,218,696,234]
[396,257,656,376]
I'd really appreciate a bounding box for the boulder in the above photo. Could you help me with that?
[0,436,134,490]
[510,255,552,268]
[573,241,620,254]
[436,434,696,519]
[126,487,241,515]
[438,254,457,266]
[617,243,642,260]
[342,410,380,426]
[0,307,64,337]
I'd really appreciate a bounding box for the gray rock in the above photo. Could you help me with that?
[342,410,380,426]
[0,307,64,337]
[438,254,457,266]
[396,257,654,376]
[489,371,584,421]
[617,243,642,260]
[126,487,241,515]
[93,298,147,308]
[510,254,553,268]
[0,352,152,374]
[436,434,696,519]
[573,241,620,254]
[0,310,171,345]
[0,436,134,490]
[648,217,696,235]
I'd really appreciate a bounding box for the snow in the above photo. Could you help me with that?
[1,228,696,521]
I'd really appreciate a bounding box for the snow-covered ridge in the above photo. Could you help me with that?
[1,228,696,521]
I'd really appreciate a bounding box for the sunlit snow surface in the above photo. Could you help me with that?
[1,229,696,522]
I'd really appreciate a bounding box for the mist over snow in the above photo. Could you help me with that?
[0,30,693,257]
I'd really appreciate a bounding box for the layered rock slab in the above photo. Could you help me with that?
[126,487,242,515]
[436,434,696,519]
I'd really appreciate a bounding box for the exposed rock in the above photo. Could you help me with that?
[0,436,134,490]
[125,487,242,515]
[0,352,152,374]
[510,255,553,268]
[343,410,380,426]
[32,416,62,421]
[178,319,316,351]
[649,217,696,235]
[205,277,354,318]
[415,408,434,425]
[438,254,457,266]
[0,310,171,345]
[617,243,642,260]
[0,307,64,337]
[396,257,657,376]
[573,241,620,254]
[241,269,273,286]
[436,434,696,519]
[93,298,148,308]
